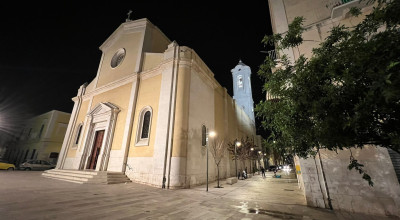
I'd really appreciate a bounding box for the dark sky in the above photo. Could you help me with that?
[0,1,272,137]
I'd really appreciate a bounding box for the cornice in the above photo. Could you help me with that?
[82,73,138,99]
[190,59,219,90]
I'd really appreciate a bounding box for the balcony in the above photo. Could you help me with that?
[325,0,371,19]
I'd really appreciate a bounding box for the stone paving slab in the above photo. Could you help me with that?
[0,170,398,219]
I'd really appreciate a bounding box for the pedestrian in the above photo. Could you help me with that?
[238,170,241,180]
[243,169,247,179]
[261,167,265,178]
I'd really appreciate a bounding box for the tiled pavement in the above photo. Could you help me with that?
[0,171,397,220]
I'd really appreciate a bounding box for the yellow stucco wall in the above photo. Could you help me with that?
[172,67,191,157]
[97,32,142,87]
[129,74,162,157]
[227,99,238,140]
[144,26,170,53]
[142,53,163,71]
[91,83,132,150]
[213,87,226,140]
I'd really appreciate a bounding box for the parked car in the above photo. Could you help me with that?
[268,165,277,172]
[19,160,55,171]
[0,160,15,171]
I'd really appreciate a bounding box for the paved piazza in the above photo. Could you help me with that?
[0,171,396,220]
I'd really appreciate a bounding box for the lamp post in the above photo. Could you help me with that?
[250,147,254,174]
[234,140,241,178]
[206,130,216,192]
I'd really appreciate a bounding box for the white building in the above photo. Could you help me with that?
[268,0,400,217]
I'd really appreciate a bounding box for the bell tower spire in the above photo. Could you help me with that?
[231,60,255,123]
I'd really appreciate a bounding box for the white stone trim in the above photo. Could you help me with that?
[57,84,87,169]
[79,102,120,171]
[82,74,137,100]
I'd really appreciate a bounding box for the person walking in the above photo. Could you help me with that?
[261,167,266,178]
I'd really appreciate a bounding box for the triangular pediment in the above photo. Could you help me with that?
[88,102,120,116]
[99,18,149,52]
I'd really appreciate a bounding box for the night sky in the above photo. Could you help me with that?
[0,1,272,137]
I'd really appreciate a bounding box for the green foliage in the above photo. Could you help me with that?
[256,0,399,185]
[348,154,374,186]
[349,7,362,17]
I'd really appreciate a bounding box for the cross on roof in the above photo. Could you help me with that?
[126,10,133,22]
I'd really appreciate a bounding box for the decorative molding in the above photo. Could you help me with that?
[191,60,219,90]
[80,102,120,171]
[81,73,138,100]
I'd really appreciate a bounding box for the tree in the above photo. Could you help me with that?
[227,136,255,173]
[255,0,399,186]
[209,137,227,188]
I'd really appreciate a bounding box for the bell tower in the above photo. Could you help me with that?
[231,60,255,123]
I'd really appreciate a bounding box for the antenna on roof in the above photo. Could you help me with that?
[126,10,133,22]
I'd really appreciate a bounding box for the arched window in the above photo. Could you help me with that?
[141,111,151,138]
[75,124,83,145]
[136,106,153,146]
[237,75,243,88]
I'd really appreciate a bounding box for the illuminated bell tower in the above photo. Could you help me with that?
[231,60,255,123]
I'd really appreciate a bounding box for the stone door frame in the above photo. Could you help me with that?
[80,102,120,171]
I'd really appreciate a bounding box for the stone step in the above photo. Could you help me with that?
[42,172,92,182]
[45,169,99,175]
[44,170,96,179]
[42,169,132,185]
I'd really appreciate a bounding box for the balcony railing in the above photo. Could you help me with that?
[325,0,356,10]
[263,50,278,60]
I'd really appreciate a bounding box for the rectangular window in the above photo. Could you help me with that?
[202,125,207,146]
[49,152,59,158]
[31,149,36,159]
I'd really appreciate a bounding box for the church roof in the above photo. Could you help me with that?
[238,59,247,66]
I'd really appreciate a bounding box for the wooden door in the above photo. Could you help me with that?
[88,130,105,170]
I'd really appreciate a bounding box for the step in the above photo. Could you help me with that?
[43,171,96,179]
[44,175,85,184]
[44,169,99,175]
[42,173,91,182]
[42,169,131,185]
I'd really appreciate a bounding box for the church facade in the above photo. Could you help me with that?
[56,18,258,188]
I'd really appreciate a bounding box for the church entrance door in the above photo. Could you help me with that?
[88,130,105,170]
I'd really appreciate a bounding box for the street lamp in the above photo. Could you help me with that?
[206,130,216,192]
[234,140,241,178]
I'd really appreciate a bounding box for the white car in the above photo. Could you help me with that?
[19,160,55,171]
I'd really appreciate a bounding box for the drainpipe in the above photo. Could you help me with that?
[162,42,179,188]
[318,150,333,210]
[121,74,140,173]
